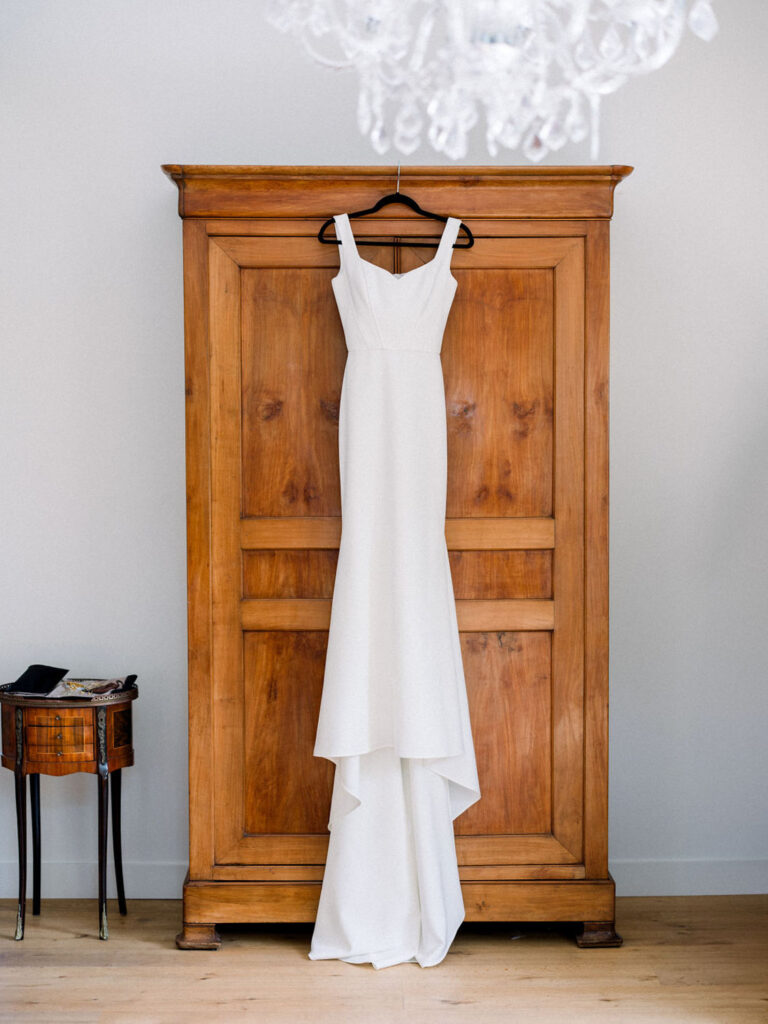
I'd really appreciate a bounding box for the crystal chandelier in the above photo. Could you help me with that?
[266,0,718,162]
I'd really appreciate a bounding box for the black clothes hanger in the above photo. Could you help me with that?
[318,163,474,250]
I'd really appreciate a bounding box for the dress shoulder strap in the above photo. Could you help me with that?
[333,214,358,265]
[436,216,462,262]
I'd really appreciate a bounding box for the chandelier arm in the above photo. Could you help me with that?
[297,27,356,70]
[267,0,719,162]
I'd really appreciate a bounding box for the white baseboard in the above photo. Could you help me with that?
[0,859,766,900]
[609,858,768,896]
[0,860,187,899]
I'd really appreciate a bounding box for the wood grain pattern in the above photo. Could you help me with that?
[442,263,554,518]
[241,267,346,518]
[0,694,136,778]
[207,239,251,867]
[239,598,556,631]
[180,875,618,924]
[457,632,551,836]
[6,896,766,1021]
[242,543,554,600]
[161,164,633,219]
[202,217,590,238]
[243,550,339,598]
[26,721,93,761]
[448,549,552,599]
[165,165,630,941]
[23,708,92,727]
[182,218,216,881]
[243,631,333,835]
[551,236,586,863]
[583,219,612,878]
[239,515,556,550]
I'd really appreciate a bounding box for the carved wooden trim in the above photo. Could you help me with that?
[162,164,633,220]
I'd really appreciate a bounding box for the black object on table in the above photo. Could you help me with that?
[0,680,138,940]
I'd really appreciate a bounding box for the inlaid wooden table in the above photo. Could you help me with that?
[0,682,138,940]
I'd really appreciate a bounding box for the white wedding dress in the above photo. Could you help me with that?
[308,212,480,969]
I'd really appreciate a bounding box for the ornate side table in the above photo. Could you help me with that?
[0,682,138,940]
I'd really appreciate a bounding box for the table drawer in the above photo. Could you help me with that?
[25,721,94,761]
[25,707,94,728]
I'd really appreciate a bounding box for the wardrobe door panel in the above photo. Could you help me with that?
[241,267,345,518]
[459,631,552,838]
[444,237,586,875]
[243,631,333,836]
[210,233,339,866]
[243,550,339,598]
[444,265,554,518]
[448,549,552,600]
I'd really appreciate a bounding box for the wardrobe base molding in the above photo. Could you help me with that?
[176,871,620,950]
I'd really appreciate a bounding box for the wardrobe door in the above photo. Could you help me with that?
[206,227,346,869]
[441,234,588,881]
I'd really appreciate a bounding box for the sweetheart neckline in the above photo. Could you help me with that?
[362,258,455,283]
[331,266,458,287]
[338,212,457,282]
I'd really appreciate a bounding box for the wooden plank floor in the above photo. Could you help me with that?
[0,896,766,1023]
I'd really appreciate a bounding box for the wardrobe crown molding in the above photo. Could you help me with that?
[161,164,633,220]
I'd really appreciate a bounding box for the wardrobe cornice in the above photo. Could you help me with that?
[162,164,634,220]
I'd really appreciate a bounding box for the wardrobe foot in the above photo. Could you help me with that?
[574,920,623,947]
[175,923,221,950]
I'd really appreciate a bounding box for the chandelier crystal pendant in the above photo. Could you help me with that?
[266,0,718,162]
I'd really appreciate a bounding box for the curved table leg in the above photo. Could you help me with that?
[96,707,109,940]
[111,768,127,915]
[30,773,41,915]
[14,707,26,941]
[14,768,26,940]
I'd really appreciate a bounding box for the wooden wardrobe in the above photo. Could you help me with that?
[163,164,632,950]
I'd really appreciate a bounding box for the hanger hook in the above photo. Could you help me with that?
[396,161,400,193]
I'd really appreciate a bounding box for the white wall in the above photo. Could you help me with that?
[1,0,766,900]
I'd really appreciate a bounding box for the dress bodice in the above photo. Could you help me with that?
[331,213,461,354]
